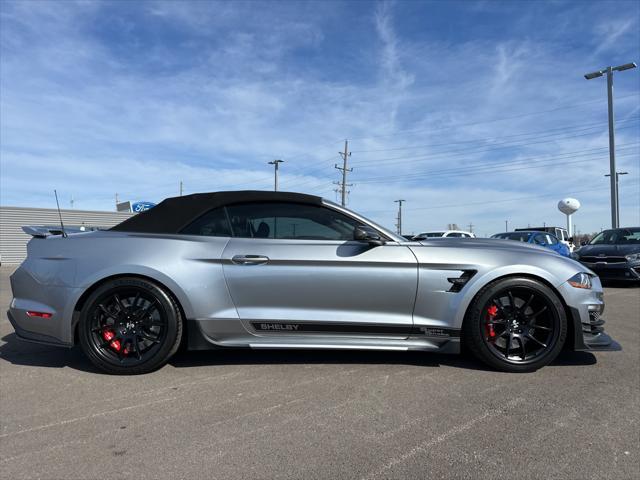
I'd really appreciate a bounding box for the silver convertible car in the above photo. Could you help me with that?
[8,191,618,374]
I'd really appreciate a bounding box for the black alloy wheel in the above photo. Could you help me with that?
[463,277,567,372]
[79,277,183,374]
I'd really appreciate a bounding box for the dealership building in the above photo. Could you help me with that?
[0,206,134,264]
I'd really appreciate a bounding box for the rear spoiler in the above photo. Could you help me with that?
[22,226,66,238]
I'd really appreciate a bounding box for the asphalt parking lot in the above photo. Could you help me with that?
[0,265,638,480]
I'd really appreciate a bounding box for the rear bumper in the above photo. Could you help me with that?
[6,310,73,347]
[8,266,82,346]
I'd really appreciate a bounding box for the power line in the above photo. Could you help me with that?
[361,185,617,215]
[346,93,640,141]
[350,121,639,167]
[350,116,639,154]
[353,144,639,184]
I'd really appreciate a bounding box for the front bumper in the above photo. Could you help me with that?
[559,276,621,352]
[568,305,621,352]
[579,261,640,282]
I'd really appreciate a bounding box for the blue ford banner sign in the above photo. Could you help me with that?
[132,201,156,212]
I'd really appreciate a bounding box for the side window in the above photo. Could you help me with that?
[225,202,361,240]
[181,207,232,237]
[547,235,558,245]
[448,232,462,237]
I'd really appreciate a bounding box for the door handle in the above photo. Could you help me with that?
[231,255,270,265]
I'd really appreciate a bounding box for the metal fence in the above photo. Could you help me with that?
[0,206,134,264]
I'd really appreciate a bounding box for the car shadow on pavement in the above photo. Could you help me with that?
[0,332,596,374]
[168,347,597,371]
[0,333,101,373]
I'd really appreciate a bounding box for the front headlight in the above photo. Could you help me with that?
[568,272,592,289]
[625,253,640,262]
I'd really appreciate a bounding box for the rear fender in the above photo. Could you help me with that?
[68,265,195,334]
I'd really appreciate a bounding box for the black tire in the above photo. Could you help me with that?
[462,277,567,373]
[78,277,183,375]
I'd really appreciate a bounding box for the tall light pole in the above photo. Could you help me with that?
[605,171,629,226]
[268,159,284,191]
[394,199,405,235]
[584,62,637,228]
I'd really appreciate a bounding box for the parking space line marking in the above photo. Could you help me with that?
[361,397,526,480]
[0,397,176,439]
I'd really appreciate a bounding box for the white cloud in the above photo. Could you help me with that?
[1,0,638,234]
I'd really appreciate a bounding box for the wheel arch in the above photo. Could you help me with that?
[71,272,190,347]
[460,272,575,350]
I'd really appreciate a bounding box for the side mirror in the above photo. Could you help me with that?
[354,225,385,246]
[568,237,574,243]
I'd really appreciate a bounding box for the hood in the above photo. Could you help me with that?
[417,237,557,255]
[575,243,640,257]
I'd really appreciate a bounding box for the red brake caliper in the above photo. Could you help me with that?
[102,329,121,352]
[486,305,498,340]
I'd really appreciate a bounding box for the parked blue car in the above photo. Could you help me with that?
[491,231,571,257]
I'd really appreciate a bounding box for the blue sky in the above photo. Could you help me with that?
[1,0,639,235]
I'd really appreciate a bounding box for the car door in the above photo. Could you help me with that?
[220,201,418,338]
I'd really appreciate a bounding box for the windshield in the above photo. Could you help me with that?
[589,228,640,245]
[418,232,445,238]
[492,232,532,242]
[321,199,404,242]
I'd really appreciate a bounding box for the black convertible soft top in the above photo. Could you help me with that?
[110,190,323,234]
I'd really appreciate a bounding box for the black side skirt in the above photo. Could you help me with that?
[251,321,460,338]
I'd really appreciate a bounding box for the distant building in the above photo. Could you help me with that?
[0,206,134,264]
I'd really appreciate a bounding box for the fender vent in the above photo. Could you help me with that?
[447,270,477,293]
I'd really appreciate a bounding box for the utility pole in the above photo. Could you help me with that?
[268,159,284,191]
[70,196,74,209]
[115,193,119,211]
[335,140,352,206]
[179,180,183,196]
[505,220,508,232]
[605,171,629,226]
[585,62,637,228]
[394,200,405,235]
[468,222,474,234]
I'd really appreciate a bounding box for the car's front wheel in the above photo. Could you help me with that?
[462,277,567,372]
[78,277,183,375]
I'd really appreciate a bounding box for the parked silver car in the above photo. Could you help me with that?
[8,191,618,374]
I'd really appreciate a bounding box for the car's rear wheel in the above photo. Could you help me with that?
[462,277,567,372]
[78,277,183,375]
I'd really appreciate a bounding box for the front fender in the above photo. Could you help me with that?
[450,264,565,329]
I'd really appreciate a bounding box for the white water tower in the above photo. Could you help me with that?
[558,198,580,238]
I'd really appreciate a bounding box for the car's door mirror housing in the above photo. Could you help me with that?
[354,225,386,246]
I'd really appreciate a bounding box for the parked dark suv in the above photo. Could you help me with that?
[572,227,640,283]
